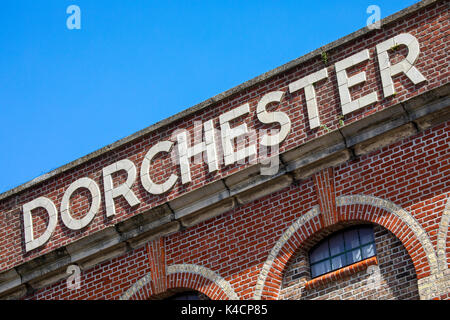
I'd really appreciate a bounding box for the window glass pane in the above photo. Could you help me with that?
[331,254,346,270]
[359,226,375,245]
[310,241,329,263]
[329,233,345,256]
[309,226,379,278]
[361,243,376,259]
[346,249,362,264]
[311,260,331,278]
[344,229,360,249]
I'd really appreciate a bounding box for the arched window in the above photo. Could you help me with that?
[164,290,210,300]
[309,225,376,278]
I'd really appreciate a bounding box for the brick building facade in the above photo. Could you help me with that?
[0,0,448,300]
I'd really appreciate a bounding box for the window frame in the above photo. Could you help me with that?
[308,225,377,279]
[165,290,206,300]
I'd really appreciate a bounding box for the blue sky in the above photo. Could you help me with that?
[0,0,419,194]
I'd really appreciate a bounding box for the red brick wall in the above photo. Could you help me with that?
[29,246,150,300]
[0,0,448,273]
[334,122,449,266]
[24,118,449,300]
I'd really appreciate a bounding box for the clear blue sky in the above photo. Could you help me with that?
[0,0,419,194]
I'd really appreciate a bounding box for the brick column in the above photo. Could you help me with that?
[146,237,167,295]
[313,167,338,227]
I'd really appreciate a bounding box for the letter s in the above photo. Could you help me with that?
[257,91,291,146]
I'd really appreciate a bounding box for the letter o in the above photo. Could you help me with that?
[61,177,101,230]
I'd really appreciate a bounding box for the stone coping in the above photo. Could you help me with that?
[0,0,441,202]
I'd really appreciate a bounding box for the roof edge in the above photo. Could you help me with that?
[0,0,440,202]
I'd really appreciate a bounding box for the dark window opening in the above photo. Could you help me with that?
[164,290,207,300]
[309,225,376,278]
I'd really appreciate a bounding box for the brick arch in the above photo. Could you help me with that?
[119,264,239,300]
[119,273,152,300]
[336,195,439,279]
[254,195,439,300]
[253,206,321,300]
[436,195,450,271]
[165,264,239,300]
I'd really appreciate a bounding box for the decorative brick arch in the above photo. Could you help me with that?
[120,273,153,300]
[436,195,450,271]
[119,263,239,300]
[254,195,441,300]
[165,264,239,300]
[336,195,439,278]
[253,206,321,300]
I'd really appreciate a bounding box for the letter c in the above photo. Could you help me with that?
[140,141,178,194]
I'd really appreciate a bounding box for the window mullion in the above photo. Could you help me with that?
[309,226,376,279]
[327,238,332,270]
[357,228,363,261]
[342,230,348,266]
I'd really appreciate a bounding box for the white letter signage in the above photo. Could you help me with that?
[23,197,58,252]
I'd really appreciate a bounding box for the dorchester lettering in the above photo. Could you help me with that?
[22,33,427,252]
[181,304,215,318]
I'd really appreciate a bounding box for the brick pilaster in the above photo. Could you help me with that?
[313,167,338,227]
[146,237,167,295]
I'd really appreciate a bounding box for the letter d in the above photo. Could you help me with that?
[23,197,58,252]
